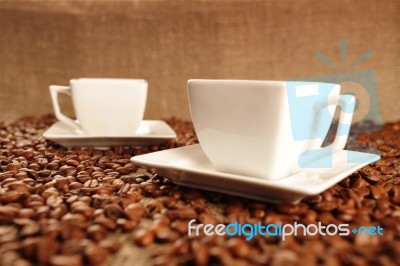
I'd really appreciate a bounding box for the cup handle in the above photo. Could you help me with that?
[319,94,356,152]
[299,94,356,167]
[49,85,81,131]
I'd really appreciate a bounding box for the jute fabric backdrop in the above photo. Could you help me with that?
[0,0,399,122]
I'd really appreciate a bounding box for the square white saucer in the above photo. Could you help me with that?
[43,120,177,147]
[130,144,380,203]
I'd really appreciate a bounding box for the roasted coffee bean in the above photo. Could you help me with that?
[226,238,251,258]
[370,185,388,199]
[1,116,400,266]
[170,220,189,234]
[314,201,338,212]
[0,206,19,223]
[69,182,83,191]
[276,203,301,215]
[65,159,79,167]
[15,171,29,180]
[71,204,94,218]
[87,224,107,242]
[124,203,145,220]
[111,179,124,189]
[0,172,14,181]
[49,255,83,266]
[98,239,122,253]
[17,208,35,219]
[36,237,59,264]
[20,223,41,238]
[1,191,21,203]
[116,218,138,232]
[84,245,108,265]
[93,216,117,230]
[134,229,154,247]
[146,199,164,216]
[54,178,69,190]
[41,187,59,199]
[7,182,32,193]
[167,208,197,220]
[103,204,124,219]
[83,179,97,188]
[140,182,158,196]
[192,240,210,266]
[359,166,381,183]
[5,163,21,174]
[155,228,180,243]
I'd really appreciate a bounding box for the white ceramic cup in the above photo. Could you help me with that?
[188,79,356,180]
[49,78,148,136]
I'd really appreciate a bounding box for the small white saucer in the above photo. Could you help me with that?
[43,120,177,147]
[130,144,380,203]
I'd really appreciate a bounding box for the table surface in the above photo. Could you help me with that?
[0,115,399,266]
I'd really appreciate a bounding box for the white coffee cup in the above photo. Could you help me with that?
[50,78,147,136]
[188,79,356,180]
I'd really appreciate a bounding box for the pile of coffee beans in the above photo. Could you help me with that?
[0,115,399,266]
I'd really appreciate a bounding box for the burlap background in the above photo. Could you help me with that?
[0,0,399,122]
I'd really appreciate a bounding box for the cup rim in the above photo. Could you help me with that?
[187,79,339,87]
[70,78,147,85]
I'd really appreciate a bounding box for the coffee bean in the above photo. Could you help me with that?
[370,185,388,199]
[1,116,399,265]
[277,203,301,215]
[0,206,19,223]
[93,216,117,230]
[167,208,197,220]
[116,218,138,232]
[0,172,14,181]
[83,179,97,188]
[1,191,21,203]
[65,159,79,167]
[124,203,145,220]
[103,204,124,220]
[226,238,250,258]
[50,255,83,266]
[198,212,217,225]
[98,239,122,253]
[27,162,41,171]
[5,163,21,174]
[116,167,131,175]
[84,245,108,265]
[170,220,189,234]
[36,237,59,264]
[146,199,164,216]
[140,182,158,196]
[54,178,69,190]
[15,171,29,180]
[111,179,124,189]
[359,166,381,183]
[134,229,154,247]
[17,208,35,219]
[352,176,370,189]
[20,223,41,238]
[71,204,94,218]
[87,225,107,242]
[192,240,210,266]
[41,187,59,199]
[79,185,95,195]
[50,204,68,220]
[155,228,180,243]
